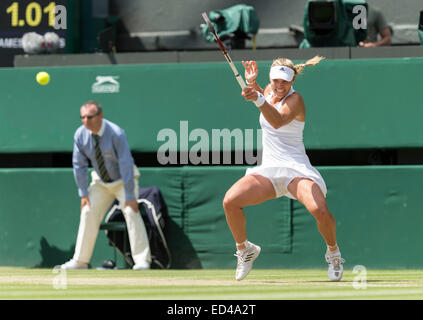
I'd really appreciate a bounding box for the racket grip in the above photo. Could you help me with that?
[235,75,246,89]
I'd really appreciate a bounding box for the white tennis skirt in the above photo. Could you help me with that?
[245,164,327,200]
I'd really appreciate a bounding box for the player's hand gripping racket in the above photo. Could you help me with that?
[201,12,246,89]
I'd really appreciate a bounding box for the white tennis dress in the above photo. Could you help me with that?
[245,87,327,199]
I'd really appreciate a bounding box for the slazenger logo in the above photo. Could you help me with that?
[92,76,120,93]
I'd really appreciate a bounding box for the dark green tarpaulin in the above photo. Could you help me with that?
[201,4,259,42]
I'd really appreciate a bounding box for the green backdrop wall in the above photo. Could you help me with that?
[0,166,421,269]
[0,57,422,153]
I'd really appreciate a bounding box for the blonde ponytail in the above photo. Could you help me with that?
[294,56,325,75]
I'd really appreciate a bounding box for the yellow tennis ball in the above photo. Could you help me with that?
[36,71,50,85]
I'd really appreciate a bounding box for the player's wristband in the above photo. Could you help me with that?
[246,79,256,85]
[254,92,266,107]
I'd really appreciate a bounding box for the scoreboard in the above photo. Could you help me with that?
[0,0,76,67]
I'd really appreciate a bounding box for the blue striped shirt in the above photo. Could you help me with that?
[72,119,137,201]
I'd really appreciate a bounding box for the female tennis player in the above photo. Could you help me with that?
[222,56,344,281]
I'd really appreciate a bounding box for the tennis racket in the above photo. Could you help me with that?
[201,12,246,89]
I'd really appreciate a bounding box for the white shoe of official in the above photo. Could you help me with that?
[234,242,261,281]
[325,251,345,281]
[60,259,88,270]
[133,261,151,270]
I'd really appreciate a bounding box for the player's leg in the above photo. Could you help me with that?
[223,174,276,280]
[287,177,344,281]
[223,174,276,249]
[288,178,336,246]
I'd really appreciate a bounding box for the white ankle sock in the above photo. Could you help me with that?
[327,243,339,252]
[236,240,249,252]
[327,249,341,257]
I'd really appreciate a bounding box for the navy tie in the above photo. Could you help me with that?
[93,135,112,183]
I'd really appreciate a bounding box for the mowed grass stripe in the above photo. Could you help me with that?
[2,286,423,300]
[0,268,423,299]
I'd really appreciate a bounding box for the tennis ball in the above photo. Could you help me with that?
[36,71,50,85]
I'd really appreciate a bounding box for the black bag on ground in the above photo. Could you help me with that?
[104,186,171,269]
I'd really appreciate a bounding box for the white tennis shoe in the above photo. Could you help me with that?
[325,251,345,281]
[133,261,151,270]
[60,259,88,270]
[234,242,261,281]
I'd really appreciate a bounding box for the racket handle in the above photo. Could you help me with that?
[235,74,247,89]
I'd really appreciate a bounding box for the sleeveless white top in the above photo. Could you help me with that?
[260,88,307,167]
[246,87,327,199]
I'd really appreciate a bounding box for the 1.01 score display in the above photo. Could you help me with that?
[6,1,57,27]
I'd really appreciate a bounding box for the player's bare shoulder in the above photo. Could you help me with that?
[286,91,306,120]
[287,91,304,105]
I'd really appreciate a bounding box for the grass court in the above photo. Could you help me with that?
[0,267,422,300]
